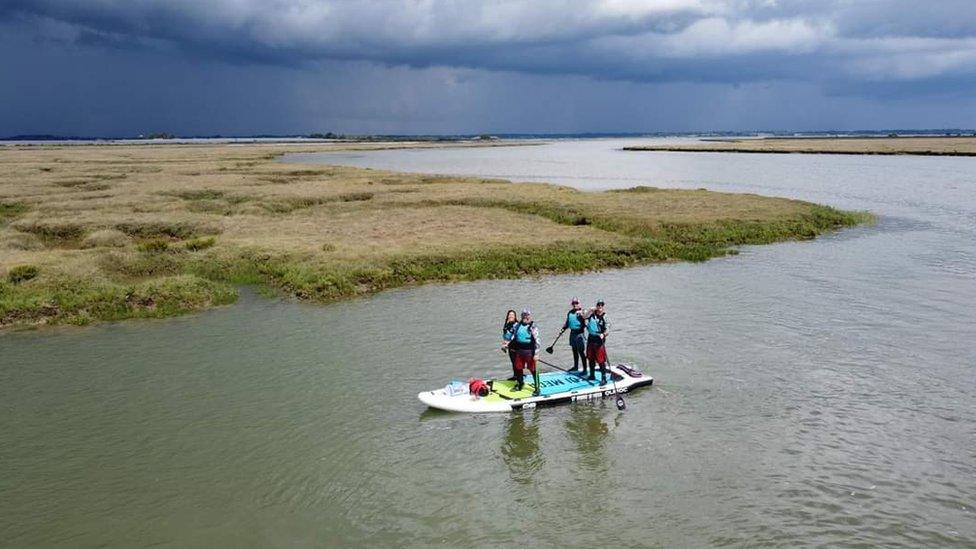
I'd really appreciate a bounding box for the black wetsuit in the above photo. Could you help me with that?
[503,319,518,376]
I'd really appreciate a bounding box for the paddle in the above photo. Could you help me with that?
[603,347,626,411]
[537,357,583,376]
[500,348,579,376]
[544,330,564,354]
[546,338,627,411]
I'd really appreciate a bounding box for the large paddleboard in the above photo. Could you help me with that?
[418,364,653,413]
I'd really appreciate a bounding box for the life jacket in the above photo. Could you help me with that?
[566,309,584,331]
[510,321,536,350]
[586,314,606,337]
[502,320,517,341]
[469,378,490,397]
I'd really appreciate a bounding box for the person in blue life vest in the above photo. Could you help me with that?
[501,309,519,379]
[502,309,542,396]
[583,300,610,385]
[556,297,587,373]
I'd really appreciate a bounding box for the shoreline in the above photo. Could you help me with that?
[623,136,976,156]
[1,142,873,331]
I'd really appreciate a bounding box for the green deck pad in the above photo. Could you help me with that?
[491,371,599,399]
[490,379,534,399]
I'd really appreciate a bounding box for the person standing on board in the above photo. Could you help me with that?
[503,309,542,396]
[557,297,587,373]
[502,309,519,379]
[584,300,610,385]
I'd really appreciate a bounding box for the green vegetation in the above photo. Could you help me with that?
[13,222,87,247]
[166,189,229,200]
[100,250,185,278]
[114,221,218,240]
[0,142,873,330]
[0,202,29,225]
[185,237,216,251]
[169,187,373,215]
[7,265,39,284]
[54,180,112,191]
[184,206,865,302]
[138,238,171,253]
[258,192,373,214]
[0,274,236,327]
[81,229,131,249]
[2,233,44,251]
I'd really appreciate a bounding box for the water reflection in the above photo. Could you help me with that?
[565,403,614,475]
[500,410,544,485]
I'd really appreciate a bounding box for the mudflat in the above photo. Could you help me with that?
[623,136,976,156]
[0,142,870,329]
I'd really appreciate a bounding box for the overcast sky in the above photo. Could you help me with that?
[3,0,976,136]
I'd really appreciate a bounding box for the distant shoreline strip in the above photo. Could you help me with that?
[622,147,976,157]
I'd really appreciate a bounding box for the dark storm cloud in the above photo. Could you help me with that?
[831,0,976,39]
[4,0,976,86]
[2,1,975,136]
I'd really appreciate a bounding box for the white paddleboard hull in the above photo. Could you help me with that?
[418,364,653,413]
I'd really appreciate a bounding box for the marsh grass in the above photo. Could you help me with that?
[259,192,373,213]
[185,237,216,251]
[13,222,88,247]
[254,169,333,185]
[7,265,38,284]
[169,190,254,215]
[138,238,171,253]
[280,169,334,177]
[0,202,29,225]
[0,142,873,329]
[2,233,44,251]
[81,229,131,249]
[185,200,239,215]
[54,180,112,192]
[100,250,186,278]
[0,274,236,327]
[114,221,219,240]
[166,189,229,200]
[609,186,664,193]
[53,179,91,187]
[168,188,372,215]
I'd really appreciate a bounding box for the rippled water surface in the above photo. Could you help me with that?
[4,139,975,547]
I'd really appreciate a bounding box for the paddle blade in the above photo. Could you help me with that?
[545,346,554,354]
[616,396,626,410]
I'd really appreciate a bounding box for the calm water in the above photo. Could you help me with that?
[4,139,975,547]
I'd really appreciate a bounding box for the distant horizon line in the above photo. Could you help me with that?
[3,129,976,142]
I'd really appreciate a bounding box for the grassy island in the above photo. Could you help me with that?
[0,142,872,329]
[623,135,976,156]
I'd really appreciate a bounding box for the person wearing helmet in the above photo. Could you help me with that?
[557,297,587,373]
[503,309,542,395]
[583,300,610,385]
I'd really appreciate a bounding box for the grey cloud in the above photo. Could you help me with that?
[832,0,976,39]
[2,1,976,136]
[3,0,975,87]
